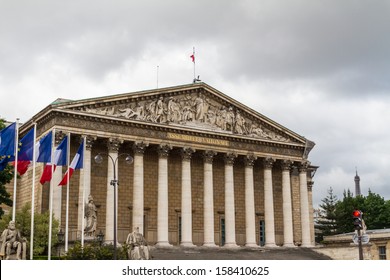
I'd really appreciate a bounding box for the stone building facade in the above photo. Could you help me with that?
[10,83,317,247]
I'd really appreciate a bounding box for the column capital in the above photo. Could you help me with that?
[298,160,311,173]
[181,147,195,161]
[107,138,123,152]
[203,150,217,164]
[263,157,275,169]
[244,153,257,167]
[133,141,149,155]
[281,160,293,171]
[224,152,237,166]
[55,131,67,145]
[82,135,97,150]
[157,143,172,158]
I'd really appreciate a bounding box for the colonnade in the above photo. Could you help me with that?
[52,137,313,247]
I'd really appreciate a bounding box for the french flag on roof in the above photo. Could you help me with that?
[40,135,68,185]
[58,139,84,186]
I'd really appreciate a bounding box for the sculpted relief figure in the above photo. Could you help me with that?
[126,227,150,260]
[84,195,97,238]
[0,221,27,260]
[81,93,291,142]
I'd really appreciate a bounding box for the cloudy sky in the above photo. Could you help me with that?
[1,0,389,207]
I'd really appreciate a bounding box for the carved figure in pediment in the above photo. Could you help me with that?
[250,124,269,138]
[195,93,206,122]
[133,102,145,120]
[216,106,227,130]
[117,107,137,119]
[154,97,165,123]
[167,97,181,123]
[234,110,246,134]
[226,106,235,132]
[144,100,157,122]
[182,95,195,122]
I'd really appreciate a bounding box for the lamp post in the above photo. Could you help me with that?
[94,152,133,260]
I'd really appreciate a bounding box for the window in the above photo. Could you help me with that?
[378,246,386,260]
[259,220,265,246]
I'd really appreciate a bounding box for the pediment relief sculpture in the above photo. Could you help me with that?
[78,92,294,143]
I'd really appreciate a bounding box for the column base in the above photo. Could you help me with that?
[202,242,217,247]
[155,242,173,248]
[223,243,239,249]
[301,243,314,248]
[245,243,259,248]
[264,243,278,248]
[180,242,196,248]
[282,243,296,248]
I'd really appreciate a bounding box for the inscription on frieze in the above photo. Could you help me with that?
[167,132,229,147]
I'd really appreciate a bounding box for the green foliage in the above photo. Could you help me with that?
[315,187,338,243]
[0,203,60,258]
[319,189,390,235]
[0,119,13,219]
[64,241,130,260]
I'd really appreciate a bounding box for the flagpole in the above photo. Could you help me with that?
[65,132,70,252]
[48,128,55,260]
[30,122,37,260]
[12,118,19,221]
[81,137,86,248]
[193,47,196,82]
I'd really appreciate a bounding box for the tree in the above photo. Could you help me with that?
[361,190,390,230]
[0,119,13,219]
[334,189,365,234]
[315,187,338,243]
[331,189,390,234]
[0,203,60,258]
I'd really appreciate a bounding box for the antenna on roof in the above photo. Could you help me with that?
[156,65,159,89]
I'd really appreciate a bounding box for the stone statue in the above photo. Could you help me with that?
[126,227,150,260]
[84,195,97,237]
[0,221,27,260]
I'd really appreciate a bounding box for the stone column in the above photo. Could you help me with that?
[105,138,122,243]
[52,132,66,225]
[156,143,172,247]
[203,150,217,247]
[77,135,95,237]
[299,161,312,247]
[132,141,148,235]
[224,152,238,248]
[281,160,295,247]
[180,147,195,247]
[244,153,258,247]
[263,157,277,247]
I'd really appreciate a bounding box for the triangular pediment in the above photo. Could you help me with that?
[55,83,308,145]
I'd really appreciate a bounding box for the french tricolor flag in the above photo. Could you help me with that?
[40,135,68,185]
[58,140,84,186]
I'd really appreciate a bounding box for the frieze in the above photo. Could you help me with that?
[43,113,304,158]
[76,91,295,143]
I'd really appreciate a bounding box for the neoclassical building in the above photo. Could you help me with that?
[11,82,317,247]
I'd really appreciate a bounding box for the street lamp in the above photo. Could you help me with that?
[94,152,133,260]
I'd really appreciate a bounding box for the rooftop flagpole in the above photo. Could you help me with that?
[191,47,196,82]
